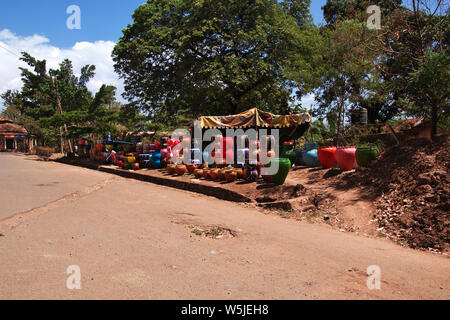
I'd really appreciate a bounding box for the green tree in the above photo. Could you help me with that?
[323,0,402,25]
[1,90,21,121]
[375,1,449,136]
[15,52,119,149]
[320,0,449,136]
[319,0,404,125]
[113,0,318,120]
[409,51,450,133]
[312,19,378,139]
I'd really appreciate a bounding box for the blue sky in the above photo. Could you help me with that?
[0,0,327,109]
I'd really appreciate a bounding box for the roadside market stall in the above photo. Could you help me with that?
[191,108,312,166]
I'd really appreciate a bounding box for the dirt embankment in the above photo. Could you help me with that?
[335,136,449,252]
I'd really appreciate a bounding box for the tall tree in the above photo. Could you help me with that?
[312,19,379,139]
[15,52,119,149]
[323,0,402,25]
[113,0,317,121]
[319,0,449,136]
[374,0,449,135]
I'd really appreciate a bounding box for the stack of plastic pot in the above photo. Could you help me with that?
[262,158,291,185]
[302,142,320,167]
[335,147,356,171]
[355,146,380,167]
[223,137,234,165]
[152,148,162,169]
[318,146,337,169]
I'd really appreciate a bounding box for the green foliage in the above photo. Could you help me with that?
[312,19,379,136]
[113,0,318,119]
[408,51,450,130]
[0,90,21,121]
[316,0,449,139]
[322,0,402,25]
[369,1,449,135]
[14,52,120,145]
[306,119,334,142]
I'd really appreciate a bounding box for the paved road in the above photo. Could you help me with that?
[0,153,107,220]
[0,153,448,299]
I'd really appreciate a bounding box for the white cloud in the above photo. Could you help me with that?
[0,29,125,112]
[301,93,316,110]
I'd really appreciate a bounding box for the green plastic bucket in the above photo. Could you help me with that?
[356,146,380,167]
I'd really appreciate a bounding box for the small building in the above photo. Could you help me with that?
[0,117,36,153]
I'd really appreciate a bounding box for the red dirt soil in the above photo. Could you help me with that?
[334,136,449,252]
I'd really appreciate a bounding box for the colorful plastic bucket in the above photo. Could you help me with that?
[302,149,320,167]
[263,158,291,185]
[318,146,337,169]
[356,146,380,167]
[336,147,356,171]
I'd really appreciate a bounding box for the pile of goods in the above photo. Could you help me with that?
[164,136,293,185]
[292,142,380,171]
[76,139,92,158]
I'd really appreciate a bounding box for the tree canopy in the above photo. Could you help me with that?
[314,0,449,136]
[113,0,319,121]
[4,52,121,149]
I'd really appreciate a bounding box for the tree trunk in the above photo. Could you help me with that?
[50,74,73,154]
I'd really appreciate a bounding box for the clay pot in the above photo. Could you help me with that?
[167,164,177,175]
[318,146,337,169]
[122,162,131,170]
[203,169,211,180]
[247,168,259,182]
[161,148,170,159]
[335,147,356,171]
[151,152,162,169]
[218,169,227,180]
[186,164,198,175]
[194,169,204,179]
[210,169,220,180]
[224,170,238,182]
[233,168,244,179]
[132,163,140,170]
[267,150,276,158]
[175,165,187,176]
[356,146,380,167]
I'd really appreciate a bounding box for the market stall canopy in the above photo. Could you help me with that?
[197,108,312,129]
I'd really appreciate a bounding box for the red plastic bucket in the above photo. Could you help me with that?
[318,146,337,169]
[335,147,356,171]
